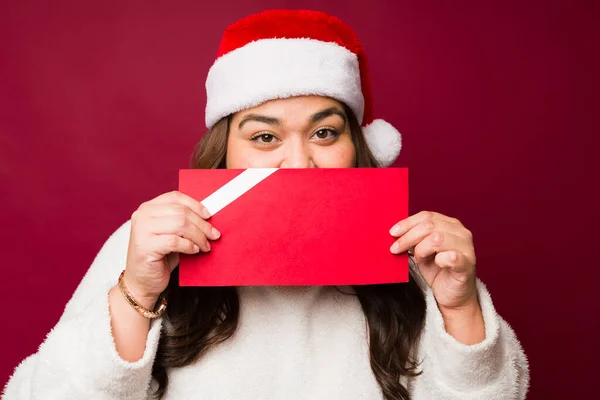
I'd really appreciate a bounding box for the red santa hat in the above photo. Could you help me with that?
[205,9,402,167]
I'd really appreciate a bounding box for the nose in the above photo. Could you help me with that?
[280,139,315,168]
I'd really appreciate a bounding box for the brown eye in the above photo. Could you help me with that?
[313,128,338,140]
[251,133,276,143]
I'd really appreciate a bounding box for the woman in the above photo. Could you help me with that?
[2,9,529,400]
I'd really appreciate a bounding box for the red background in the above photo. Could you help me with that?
[1,0,598,398]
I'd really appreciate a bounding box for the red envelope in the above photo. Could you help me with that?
[178,168,408,286]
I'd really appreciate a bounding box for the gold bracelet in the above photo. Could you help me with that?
[118,270,167,319]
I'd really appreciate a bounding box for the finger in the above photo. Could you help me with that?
[413,231,472,260]
[390,211,461,237]
[147,215,211,252]
[434,251,473,275]
[152,234,205,255]
[146,191,211,219]
[143,203,221,240]
[390,218,456,254]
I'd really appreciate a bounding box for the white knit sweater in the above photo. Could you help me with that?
[2,221,529,400]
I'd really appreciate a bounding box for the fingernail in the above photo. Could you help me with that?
[390,225,401,236]
[390,242,400,254]
[201,206,211,219]
[206,241,211,251]
[211,227,220,239]
[193,245,200,253]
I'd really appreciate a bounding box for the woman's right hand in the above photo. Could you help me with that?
[123,191,220,308]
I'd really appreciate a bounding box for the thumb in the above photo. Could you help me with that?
[166,252,179,272]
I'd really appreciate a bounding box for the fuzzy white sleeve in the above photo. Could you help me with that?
[2,220,163,400]
[411,279,530,399]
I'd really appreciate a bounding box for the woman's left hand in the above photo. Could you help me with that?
[389,211,478,311]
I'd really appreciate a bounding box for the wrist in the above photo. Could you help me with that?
[438,295,485,345]
[438,294,481,318]
[122,270,160,310]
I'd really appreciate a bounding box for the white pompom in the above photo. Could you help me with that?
[362,119,402,167]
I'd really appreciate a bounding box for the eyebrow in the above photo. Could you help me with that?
[238,114,281,130]
[310,107,347,124]
[237,107,347,130]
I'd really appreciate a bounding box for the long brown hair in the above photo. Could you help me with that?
[151,105,427,399]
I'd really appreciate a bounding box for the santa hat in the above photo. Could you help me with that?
[205,9,402,167]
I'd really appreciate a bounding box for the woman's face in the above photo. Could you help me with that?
[226,96,356,169]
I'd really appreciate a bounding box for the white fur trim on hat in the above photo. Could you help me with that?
[362,119,402,167]
[205,38,364,128]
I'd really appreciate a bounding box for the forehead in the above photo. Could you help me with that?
[234,96,345,119]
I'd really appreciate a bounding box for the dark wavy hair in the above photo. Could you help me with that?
[151,105,427,399]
